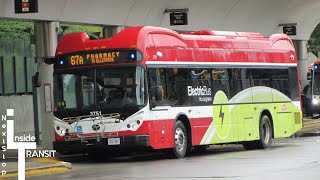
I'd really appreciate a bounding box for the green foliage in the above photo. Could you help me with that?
[60,23,103,39]
[308,23,320,55]
[0,19,103,39]
[0,19,33,39]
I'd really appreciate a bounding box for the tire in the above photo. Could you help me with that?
[257,115,272,149]
[242,115,272,150]
[172,121,188,158]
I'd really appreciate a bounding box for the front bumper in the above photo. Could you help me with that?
[53,134,150,154]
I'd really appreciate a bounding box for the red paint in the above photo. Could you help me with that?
[54,117,212,149]
[54,121,152,141]
[54,131,64,141]
[150,119,175,149]
[22,2,29,8]
[56,26,296,66]
[190,117,213,145]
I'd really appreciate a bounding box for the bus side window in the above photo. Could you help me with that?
[271,69,290,98]
[148,68,169,105]
[166,68,187,106]
[211,68,230,99]
[250,69,271,87]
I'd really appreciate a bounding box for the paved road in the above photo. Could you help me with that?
[27,136,320,180]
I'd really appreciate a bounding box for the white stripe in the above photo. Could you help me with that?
[146,61,297,67]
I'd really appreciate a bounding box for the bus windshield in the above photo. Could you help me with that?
[53,66,146,116]
[313,71,320,95]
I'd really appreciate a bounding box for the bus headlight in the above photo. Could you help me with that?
[312,98,319,105]
[120,111,144,131]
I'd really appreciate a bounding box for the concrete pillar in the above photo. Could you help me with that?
[293,40,310,89]
[34,21,59,149]
[102,26,124,38]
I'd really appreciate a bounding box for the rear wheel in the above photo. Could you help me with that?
[257,115,272,149]
[172,121,187,158]
[242,115,272,150]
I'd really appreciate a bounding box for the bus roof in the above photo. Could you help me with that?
[56,26,297,66]
[308,61,320,69]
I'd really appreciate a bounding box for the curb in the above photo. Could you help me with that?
[298,132,320,137]
[1,158,71,179]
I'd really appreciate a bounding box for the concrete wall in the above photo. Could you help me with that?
[1,0,320,40]
[0,95,34,145]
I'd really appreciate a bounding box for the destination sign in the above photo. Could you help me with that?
[55,49,142,68]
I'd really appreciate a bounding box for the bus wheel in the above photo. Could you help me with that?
[257,115,272,149]
[172,121,187,158]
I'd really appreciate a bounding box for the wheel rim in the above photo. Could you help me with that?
[175,127,186,153]
[262,121,270,143]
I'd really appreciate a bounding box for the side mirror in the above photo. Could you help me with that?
[155,86,163,101]
[307,72,312,81]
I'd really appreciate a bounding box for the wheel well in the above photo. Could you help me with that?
[261,110,274,138]
[176,114,192,148]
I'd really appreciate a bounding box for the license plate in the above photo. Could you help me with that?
[108,138,120,145]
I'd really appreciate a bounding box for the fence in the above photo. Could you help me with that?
[0,38,36,95]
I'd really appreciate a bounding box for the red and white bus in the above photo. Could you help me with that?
[52,26,302,158]
[302,61,320,117]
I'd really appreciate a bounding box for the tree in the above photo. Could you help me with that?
[308,23,320,55]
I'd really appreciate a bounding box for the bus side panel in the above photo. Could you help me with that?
[250,87,273,141]
[149,119,175,149]
[189,116,213,146]
[272,103,301,138]
[272,89,301,138]
[200,91,240,145]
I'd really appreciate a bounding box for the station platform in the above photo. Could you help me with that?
[296,116,320,137]
[1,149,71,179]
[1,117,320,179]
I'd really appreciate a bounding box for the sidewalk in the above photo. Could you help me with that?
[1,150,71,179]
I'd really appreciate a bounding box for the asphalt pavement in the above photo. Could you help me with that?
[1,116,320,179]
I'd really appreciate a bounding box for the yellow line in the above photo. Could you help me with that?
[300,127,320,132]
[0,167,70,179]
[31,157,62,163]
[303,124,320,129]
[303,117,315,120]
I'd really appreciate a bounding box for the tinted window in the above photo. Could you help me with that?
[271,69,290,97]
[288,67,300,100]
[229,69,250,96]
[211,68,231,98]
[250,69,271,87]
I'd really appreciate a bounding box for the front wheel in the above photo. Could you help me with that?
[172,121,187,158]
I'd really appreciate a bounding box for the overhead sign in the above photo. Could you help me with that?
[170,12,188,26]
[14,0,38,14]
[283,25,296,35]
